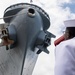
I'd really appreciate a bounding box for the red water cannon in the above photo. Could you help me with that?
[54,35,65,46]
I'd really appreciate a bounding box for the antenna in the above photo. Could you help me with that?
[30,0,33,3]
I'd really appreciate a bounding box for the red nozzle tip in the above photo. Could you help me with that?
[54,35,65,46]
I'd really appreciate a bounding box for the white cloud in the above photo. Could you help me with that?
[57,0,71,4]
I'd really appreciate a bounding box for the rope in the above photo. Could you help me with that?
[0,12,26,20]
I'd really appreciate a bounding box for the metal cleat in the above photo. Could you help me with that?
[0,23,17,50]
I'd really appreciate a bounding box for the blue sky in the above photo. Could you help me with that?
[0,0,75,75]
[62,2,75,13]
